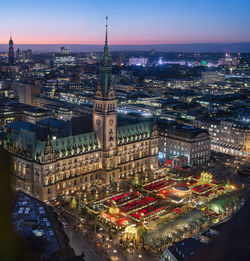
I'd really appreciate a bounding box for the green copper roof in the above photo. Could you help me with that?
[117,121,153,145]
[51,132,99,157]
[7,127,99,161]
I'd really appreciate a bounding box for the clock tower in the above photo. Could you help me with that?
[93,17,118,184]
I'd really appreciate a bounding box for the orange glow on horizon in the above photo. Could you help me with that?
[0,38,243,45]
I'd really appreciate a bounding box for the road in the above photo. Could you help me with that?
[65,228,101,261]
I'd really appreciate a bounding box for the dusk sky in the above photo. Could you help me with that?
[0,0,250,45]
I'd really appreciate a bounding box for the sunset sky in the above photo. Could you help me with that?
[0,0,249,45]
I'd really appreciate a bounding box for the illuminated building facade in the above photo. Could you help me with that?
[129,57,148,66]
[158,121,210,166]
[195,119,249,158]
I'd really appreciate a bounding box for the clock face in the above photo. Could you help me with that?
[109,119,113,126]
[96,119,101,125]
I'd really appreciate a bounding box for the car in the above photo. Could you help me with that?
[18,207,24,214]
[49,230,54,236]
[46,222,51,227]
[24,207,30,214]
[39,207,45,214]
[43,218,48,222]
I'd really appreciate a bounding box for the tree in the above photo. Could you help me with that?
[71,197,77,209]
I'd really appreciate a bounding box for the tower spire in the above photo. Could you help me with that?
[104,16,109,56]
[105,16,108,46]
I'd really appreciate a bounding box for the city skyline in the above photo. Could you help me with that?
[0,1,249,259]
[0,0,250,45]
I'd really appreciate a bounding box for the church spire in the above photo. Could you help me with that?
[8,33,14,65]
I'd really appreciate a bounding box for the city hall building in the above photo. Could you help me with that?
[5,22,158,201]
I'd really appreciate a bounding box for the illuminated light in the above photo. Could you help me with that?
[109,206,120,215]
[111,217,116,223]
[125,224,137,235]
[34,230,43,237]
[158,57,163,65]
[202,60,207,66]
[158,152,164,160]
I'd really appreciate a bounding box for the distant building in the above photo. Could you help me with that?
[34,96,74,121]
[16,48,32,61]
[8,34,14,65]
[0,80,14,98]
[194,119,250,159]
[53,48,75,66]
[201,72,225,85]
[22,107,53,124]
[212,121,249,159]
[60,46,70,54]
[14,81,41,106]
[158,121,210,166]
[129,57,148,66]
[218,53,238,66]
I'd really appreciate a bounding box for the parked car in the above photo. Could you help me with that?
[24,207,30,214]
[18,207,24,215]
[39,207,45,215]
[49,229,54,236]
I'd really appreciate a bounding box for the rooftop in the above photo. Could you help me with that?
[158,120,209,139]
[12,191,60,259]
[169,237,206,260]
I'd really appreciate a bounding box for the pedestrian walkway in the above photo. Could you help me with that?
[65,229,101,261]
